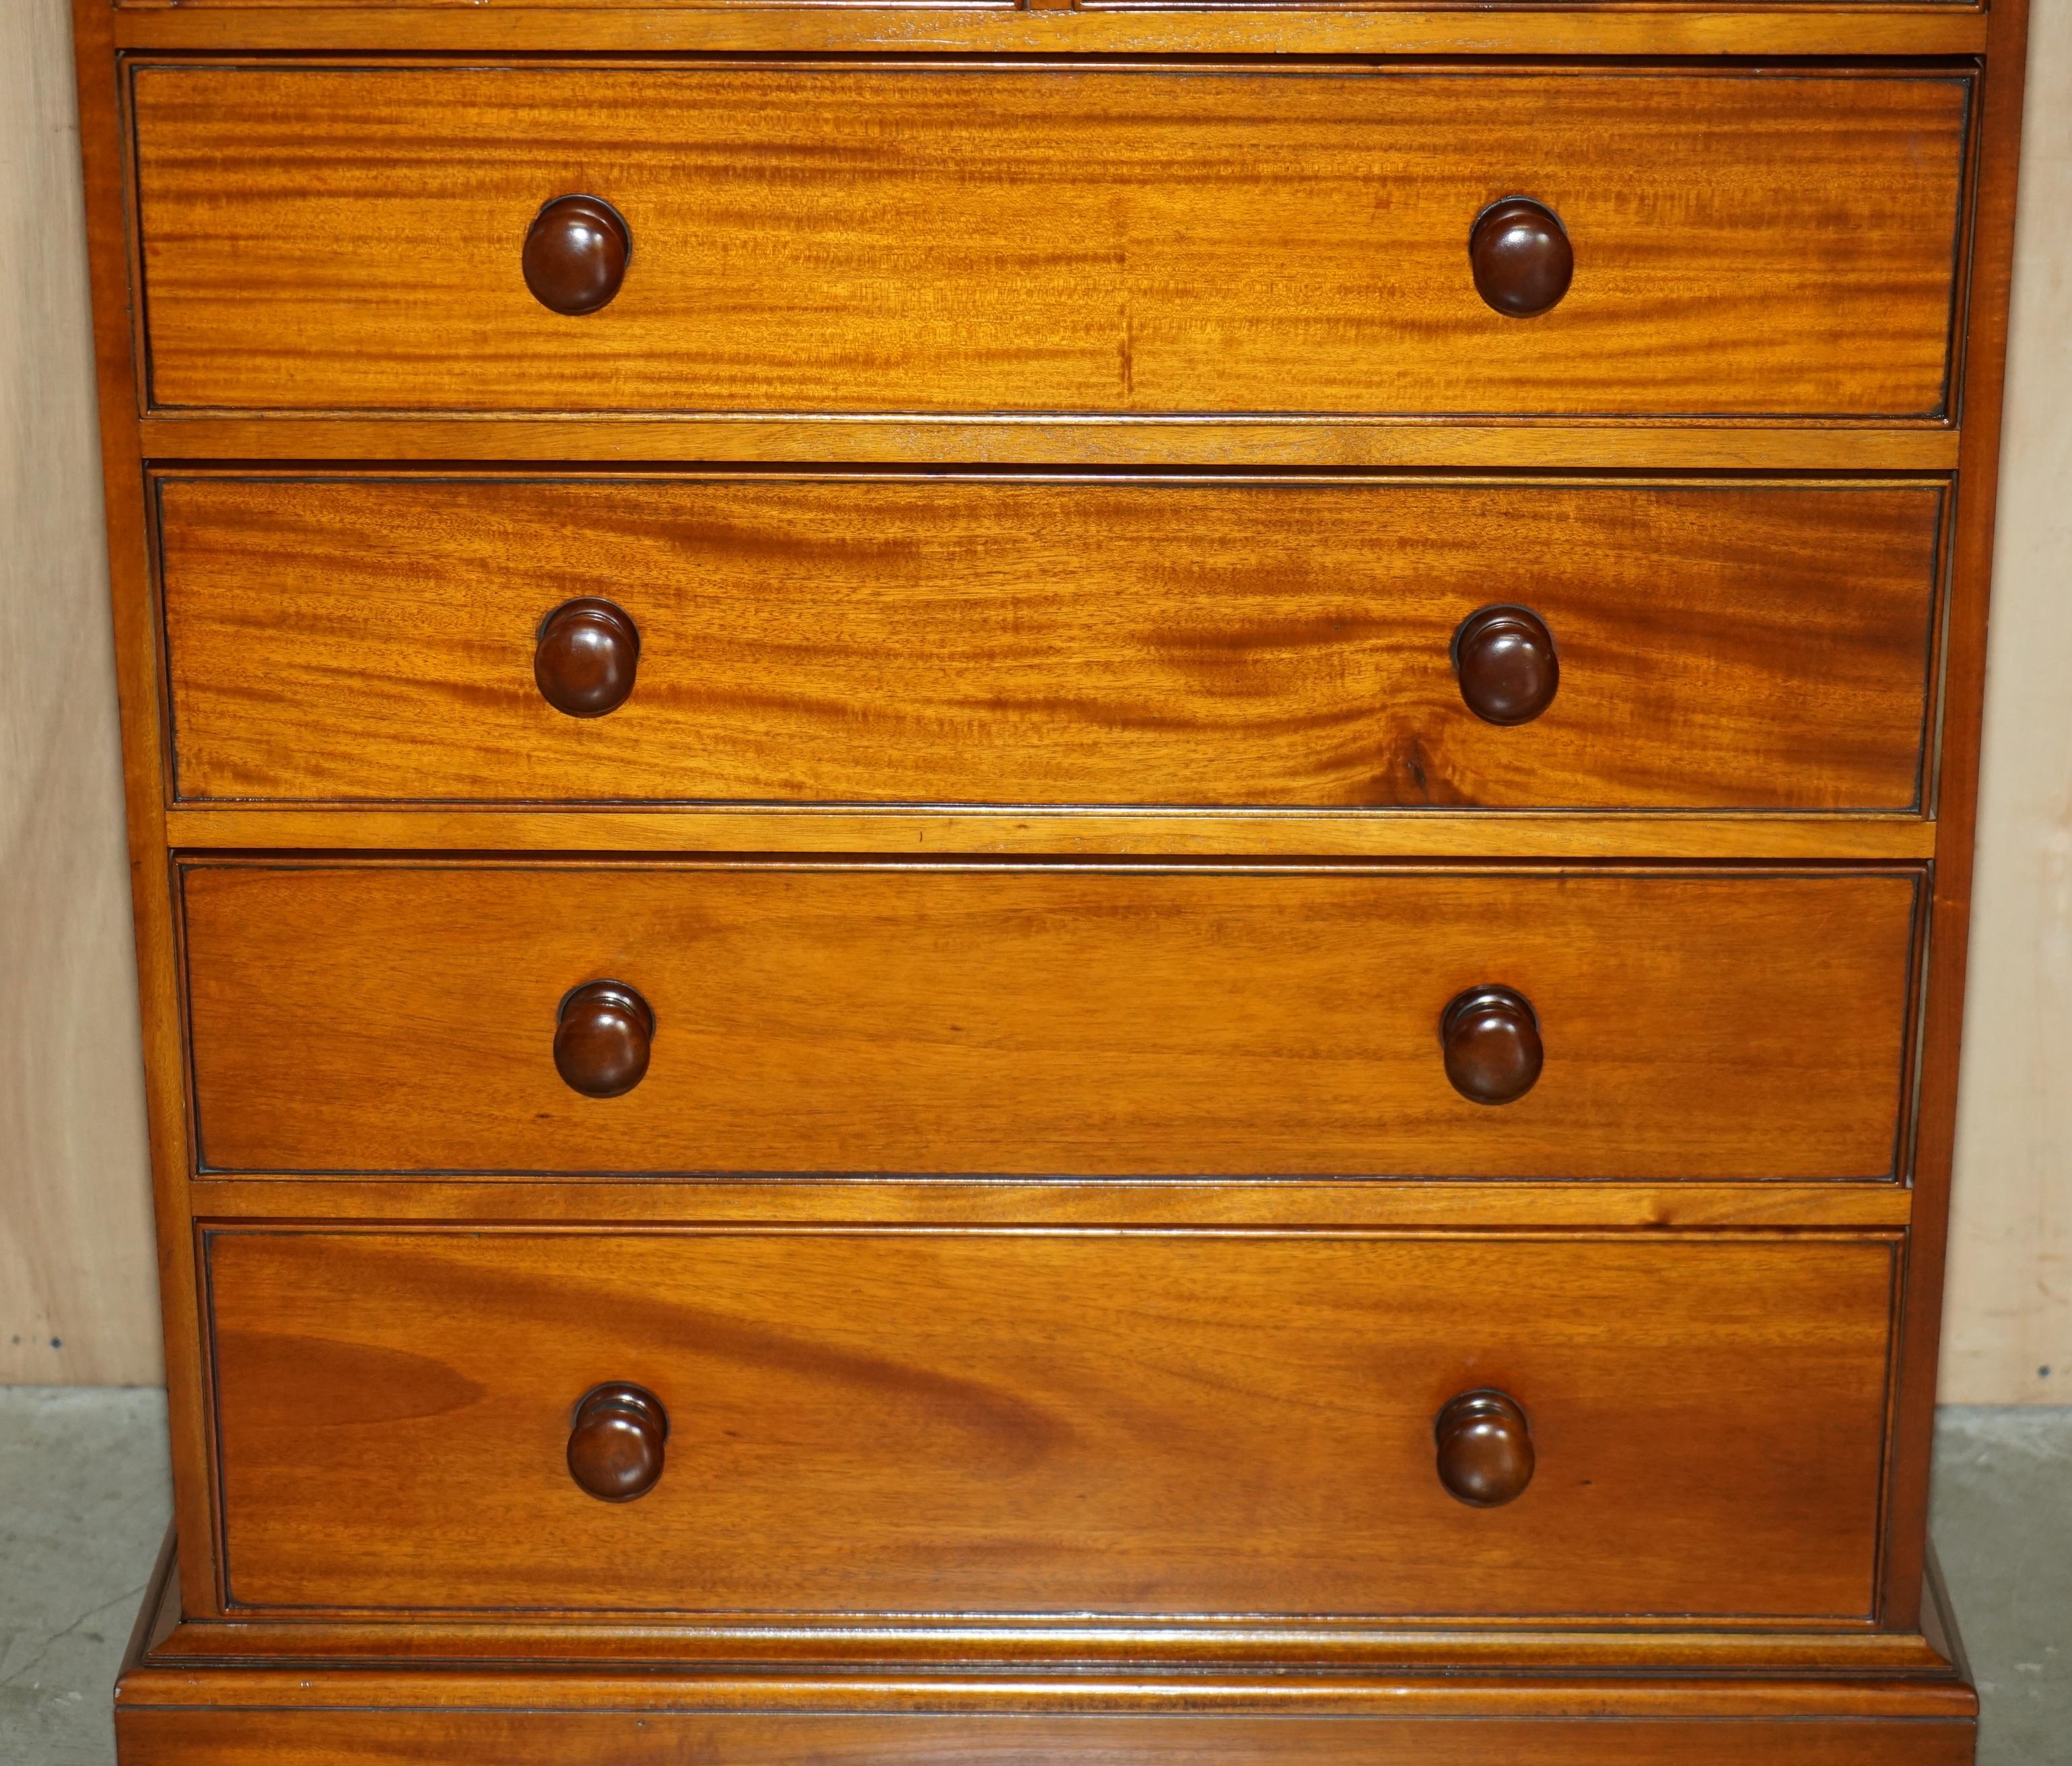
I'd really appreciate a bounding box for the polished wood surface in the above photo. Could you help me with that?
[112,1706,1980,1766]
[205,1227,1895,1619]
[132,66,1968,418]
[1439,985,1544,1106]
[532,598,639,719]
[1453,605,1560,728]
[184,1175,1918,1232]
[70,0,225,1614]
[116,1524,1984,1678]
[158,477,1943,811]
[550,980,654,1099]
[61,0,2030,1740]
[1875,0,2030,1633]
[521,196,630,318]
[160,804,1942,861]
[1470,199,1573,319]
[136,417,1968,470]
[1434,1390,1536,1508]
[565,1383,667,1502]
[105,6,1996,59]
[180,863,1921,1180]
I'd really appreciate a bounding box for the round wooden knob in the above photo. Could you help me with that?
[523,195,630,316]
[554,981,654,1098]
[1435,1389,1535,1508]
[535,599,640,718]
[1470,198,1573,318]
[567,1383,668,1502]
[1453,605,1559,726]
[1441,985,1544,1105]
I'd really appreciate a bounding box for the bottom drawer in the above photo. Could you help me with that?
[206,1228,1895,1621]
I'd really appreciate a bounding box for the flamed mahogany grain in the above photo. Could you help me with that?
[179,863,1920,1180]
[205,1228,1894,1619]
[131,66,1968,418]
[71,0,2025,1742]
[158,478,1943,811]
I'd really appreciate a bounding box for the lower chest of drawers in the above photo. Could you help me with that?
[81,9,2009,1759]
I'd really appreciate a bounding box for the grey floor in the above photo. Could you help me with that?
[1,1390,2066,1765]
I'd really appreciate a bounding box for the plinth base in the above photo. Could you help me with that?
[114,1534,1979,1766]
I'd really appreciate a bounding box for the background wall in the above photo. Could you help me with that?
[1941,0,2072,1405]
[0,0,159,1385]
[1,0,2065,1395]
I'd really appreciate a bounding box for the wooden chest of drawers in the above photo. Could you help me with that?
[74,0,2026,1761]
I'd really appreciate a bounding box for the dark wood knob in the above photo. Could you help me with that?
[535,599,640,718]
[554,981,653,1098]
[523,195,630,316]
[1441,985,1544,1105]
[567,1383,667,1502]
[1453,605,1559,726]
[1435,1389,1535,1508]
[1470,197,1573,318]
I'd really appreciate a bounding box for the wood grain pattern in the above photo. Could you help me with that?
[112,1707,1979,1766]
[1875,0,2033,1629]
[131,65,1970,419]
[179,863,1922,1180]
[158,476,1943,812]
[69,0,225,1609]
[116,1618,1979,1715]
[50,0,2034,1740]
[0,0,157,1385]
[204,1227,1896,1619]
[133,416,1969,470]
[105,7,1996,60]
[159,804,1942,859]
[182,1176,1919,1230]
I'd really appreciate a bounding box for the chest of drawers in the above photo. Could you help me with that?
[74,1,2025,1761]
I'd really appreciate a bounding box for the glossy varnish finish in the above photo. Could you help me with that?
[179,862,1921,1180]
[110,1708,1980,1766]
[131,65,1970,418]
[71,0,2025,1750]
[158,477,1944,810]
[205,1227,1896,1619]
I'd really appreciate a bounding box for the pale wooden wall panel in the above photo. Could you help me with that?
[1943,0,2072,1406]
[0,0,160,1385]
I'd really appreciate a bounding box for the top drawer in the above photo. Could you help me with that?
[130,65,1970,419]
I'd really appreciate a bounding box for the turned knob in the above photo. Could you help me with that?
[523,195,631,316]
[1435,1389,1535,1508]
[535,599,640,718]
[1470,198,1573,318]
[1441,985,1543,1105]
[567,1383,668,1502]
[554,981,654,1098]
[1453,605,1559,726]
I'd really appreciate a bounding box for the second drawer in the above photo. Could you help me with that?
[159,476,1943,812]
[181,862,1920,1179]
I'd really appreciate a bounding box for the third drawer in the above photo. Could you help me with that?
[181,861,1922,1179]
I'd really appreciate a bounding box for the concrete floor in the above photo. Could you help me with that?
[1,1390,2066,1764]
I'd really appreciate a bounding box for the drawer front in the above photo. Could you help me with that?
[133,66,1968,418]
[182,864,1919,1178]
[206,1228,1895,1618]
[160,477,1941,812]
